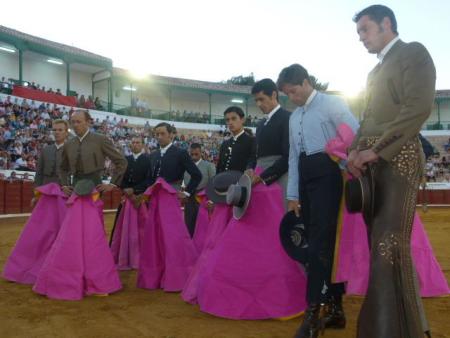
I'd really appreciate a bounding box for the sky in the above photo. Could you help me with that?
[2,0,450,94]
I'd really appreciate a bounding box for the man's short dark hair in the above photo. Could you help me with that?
[190,143,202,150]
[276,64,310,90]
[251,79,279,101]
[353,5,398,35]
[154,122,175,133]
[223,106,245,119]
[73,109,92,122]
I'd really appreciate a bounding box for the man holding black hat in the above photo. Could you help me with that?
[247,79,290,206]
[348,5,435,338]
[278,64,358,338]
[216,106,256,174]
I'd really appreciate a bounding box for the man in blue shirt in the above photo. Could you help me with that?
[277,64,358,338]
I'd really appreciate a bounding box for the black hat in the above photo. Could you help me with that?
[206,170,242,204]
[73,179,96,196]
[279,211,308,265]
[226,174,252,220]
[345,165,375,226]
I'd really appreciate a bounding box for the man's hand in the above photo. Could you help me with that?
[96,183,115,193]
[347,149,362,178]
[244,169,254,177]
[207,200,214,217]
[177,191,188,206]
[30,197,38,208]
[61,185,73,196]
[245,168,263,186]
[123,188,134,196]
[353,149,379,168]
[287,199,301,217]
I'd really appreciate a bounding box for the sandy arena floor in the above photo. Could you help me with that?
[0,208,448,338]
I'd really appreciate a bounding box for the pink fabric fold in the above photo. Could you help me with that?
[325,123,355,160]
[192,190,210,253]
[33,191,122,300]
[110,198,147,270]
[182,203,233,304]
[194,182,307,319]
[137,178,198,292]
[335,211,450,297]
[2,183,68,284]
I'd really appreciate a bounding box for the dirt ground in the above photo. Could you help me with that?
[0,208,448,338]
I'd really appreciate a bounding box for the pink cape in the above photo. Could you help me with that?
[2,183,67,284]
[335,211,450,297]
[33,191,122,300]
[192,190,210,253]
[195,182,308,319]
[137,178,198,292]
[181,203,233,304]
[110,198,147,270]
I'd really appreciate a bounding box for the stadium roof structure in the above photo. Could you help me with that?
[0,26,112,69]
[112,68,257,98]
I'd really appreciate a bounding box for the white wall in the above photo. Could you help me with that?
[0,51,19,80]
[23,55,66,92]
[70,69,92,97]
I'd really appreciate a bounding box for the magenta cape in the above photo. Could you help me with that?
[194,182,308,319]
[110,198,147,270]
[33,191,121,300]
[137,178,198,292]
[181,203,233,304]
[192,190,210,253]
[335,211,449,297]
[2,183,67,284]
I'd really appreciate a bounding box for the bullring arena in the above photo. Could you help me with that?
[1,17,450,338]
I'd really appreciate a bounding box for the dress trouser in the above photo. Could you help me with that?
[357,137,429,338]
[184,195,199,237]
[299,152,345,305]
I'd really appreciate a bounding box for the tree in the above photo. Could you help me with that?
[309,75,329,91]
[225,73,255,86]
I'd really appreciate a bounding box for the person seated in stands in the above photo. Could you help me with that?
[56,89,62,95]
[30,82,37,90]
[94,97,103,110]
[78,94,86,108]
[9,171,18,181]
[15,154,28,170]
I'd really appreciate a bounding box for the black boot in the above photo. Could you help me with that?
[323,295,346,329]
[294,304,324,338]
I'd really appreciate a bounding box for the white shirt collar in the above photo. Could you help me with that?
[160,142,173,155]
[77,130,89,142]
[377,36,400,63]
[265,104,281,122]
[195,159,202,166]
[303,89,318,109]
[232,129,245,141]
[55,142,65,150]
[132,150,144,160]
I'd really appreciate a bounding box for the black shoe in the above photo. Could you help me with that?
[294,304,325,338]
[323,295,346,329]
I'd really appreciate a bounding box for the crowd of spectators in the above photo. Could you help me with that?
[426,153,450,182]
[0,77,104,111]
[0,95,226,181]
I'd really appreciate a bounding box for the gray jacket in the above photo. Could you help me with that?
[184,159,216,192]
[34,144,63,187]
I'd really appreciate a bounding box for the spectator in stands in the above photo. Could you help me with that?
[9,171,18,181]
[56,89,62,95]
[94,97,104,110]
[78,95,86,108]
